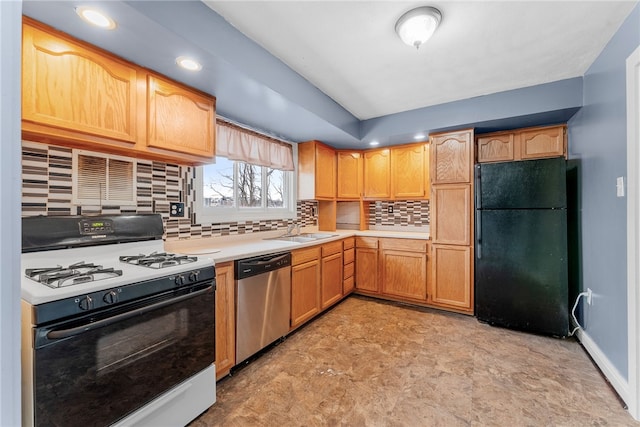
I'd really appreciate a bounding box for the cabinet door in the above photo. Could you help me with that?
[355,247,379,292]
[380,249,427,301]
[291,259,321,328]
[22,21,138,143]
[431,184,471,246]
[430,245,472,311]
[431,130,473,184]
[363,149,391,198]
[214,262,235,380]
[392,144,428,199]
[146,74,215,158]
[321,252,343,309]
[520,126,566,160]
[315,143,336,199]
[337,151,363,199]
[477,133,514,163]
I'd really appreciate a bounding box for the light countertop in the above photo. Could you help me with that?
[165,228,430,264]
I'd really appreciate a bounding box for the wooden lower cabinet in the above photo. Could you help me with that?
[355,237,379,293]
[291,247,321,329]
[430,244,472,312]
[379,239,428,301]
[321,241,343,309]
[214,261,235,380]
[343,237,355,294]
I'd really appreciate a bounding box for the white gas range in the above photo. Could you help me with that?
[21,214,217,427]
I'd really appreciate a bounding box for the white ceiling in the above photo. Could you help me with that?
[204,0,637,120]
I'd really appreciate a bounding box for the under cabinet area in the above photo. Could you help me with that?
[214,262,235,380]
[21,17,216,165]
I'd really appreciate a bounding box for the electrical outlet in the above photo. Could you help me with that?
[587,288,593,305]
[387,205,393,214]
[170,202,185,217]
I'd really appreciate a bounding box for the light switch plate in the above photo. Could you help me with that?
[170,202,185,217]
[617,176,625,198]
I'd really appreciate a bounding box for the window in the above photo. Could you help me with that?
[195,155,296,223]
[72,150,136,206]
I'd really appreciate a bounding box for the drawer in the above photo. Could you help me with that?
[343,262,354,279]
[343,248,354,265]
[343,237,355,250]
[355,236,378,249]
[379,238,427,252]
[343,276,354,293]
[292,246,320,265]
[322,240,343,257]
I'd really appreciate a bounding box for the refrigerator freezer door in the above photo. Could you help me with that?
[477,157,566,209]
[475,208,568,337]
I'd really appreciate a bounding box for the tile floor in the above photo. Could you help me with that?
[191,295,637,426]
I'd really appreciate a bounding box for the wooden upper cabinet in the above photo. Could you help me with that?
[520,125,566,160]
[477,125,567,163]
[363,149,391,198]
[298,140,336,200]
[431,184,471,246]
[336,151,363,199]
[430,130,473,184]
[477,133,515,163]
[21,17,217,165]
[145,74,215,158]
[22,19,137,144]
[391,143,429,199]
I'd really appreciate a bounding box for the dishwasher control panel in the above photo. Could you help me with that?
[234,252,291,280]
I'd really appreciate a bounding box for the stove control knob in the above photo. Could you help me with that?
[103,290,118,305]
[78,296,93,311]
[175,275,185,286]
[189,271,200,282]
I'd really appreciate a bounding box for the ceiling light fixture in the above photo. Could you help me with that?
[414,133,426,140]
[75,7,116,30]
[395,6,442,49]
[369,141,380,147]
[176,56,203,71]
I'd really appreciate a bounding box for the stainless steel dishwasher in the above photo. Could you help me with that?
[235,252,291,364]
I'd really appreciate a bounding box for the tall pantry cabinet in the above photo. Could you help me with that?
[429,129,474,313]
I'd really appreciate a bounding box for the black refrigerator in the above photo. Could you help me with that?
[474,157,569,337]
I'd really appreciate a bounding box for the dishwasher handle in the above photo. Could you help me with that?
[235,252,291,280]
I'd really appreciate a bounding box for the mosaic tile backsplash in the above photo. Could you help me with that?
[21,141,429,240]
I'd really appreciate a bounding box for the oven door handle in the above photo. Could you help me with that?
[46,285,213,341]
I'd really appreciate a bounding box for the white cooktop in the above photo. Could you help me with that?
[21,240,215,305]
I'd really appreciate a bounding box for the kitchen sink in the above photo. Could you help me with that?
[264,232,339,243]
[298,233,339,239]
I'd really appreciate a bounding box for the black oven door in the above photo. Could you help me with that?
[32,284,215,427]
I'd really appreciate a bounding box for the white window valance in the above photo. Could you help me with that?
[216,120,295,171]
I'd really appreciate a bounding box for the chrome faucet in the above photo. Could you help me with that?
[285,224,301,236]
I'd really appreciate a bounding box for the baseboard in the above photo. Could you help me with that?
[577,329,630,406]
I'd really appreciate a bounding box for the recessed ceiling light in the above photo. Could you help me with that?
[75,7,116,30]
[369,141,380,147]
[414,133,426,140]
[176,56,202,71]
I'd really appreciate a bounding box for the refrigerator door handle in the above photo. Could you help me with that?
[476,210,482,259]
[475,165,481,209]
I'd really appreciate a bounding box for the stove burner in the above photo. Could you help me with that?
[119,252,198,269]
[25,262,123,288]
